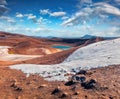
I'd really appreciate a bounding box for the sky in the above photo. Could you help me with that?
[0,0,120,38]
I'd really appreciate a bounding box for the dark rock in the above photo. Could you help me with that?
[85,95,88,98]
[61,93,68,98]
[52,88,61,94]
[78,76,86,83]
[74,91,79,95]
[71,69,76,73]
[15,87,22,92]
[109,96,113,99]
[65,80,76,86]
[10,83,17,88]
[10,83,22,92]
[76,70,87,75]
[72,75,86,83]
[81,79,96,89]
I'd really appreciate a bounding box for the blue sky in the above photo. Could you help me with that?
[0,0,120,37]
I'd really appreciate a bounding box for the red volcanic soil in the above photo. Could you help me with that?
[0,65,119,99]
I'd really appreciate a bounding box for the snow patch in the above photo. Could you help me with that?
[10,64,70,81]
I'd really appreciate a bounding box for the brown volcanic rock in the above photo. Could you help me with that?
[23,47,78,64]
[0,65,119,99]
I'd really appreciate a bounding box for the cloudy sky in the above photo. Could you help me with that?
[0,0,120,37]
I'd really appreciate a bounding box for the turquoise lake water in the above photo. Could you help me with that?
[52,45,72,50]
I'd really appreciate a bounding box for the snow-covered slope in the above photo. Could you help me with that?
[10,38,120,81]
[62,38,120,70]
[10,64,69,81]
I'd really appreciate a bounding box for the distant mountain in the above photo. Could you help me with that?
[81,35,97,39]
[81,34,119,40]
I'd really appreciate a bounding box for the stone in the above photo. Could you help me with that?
[52,87,61,95]
[76,70,87,75]
[81,79,96,89]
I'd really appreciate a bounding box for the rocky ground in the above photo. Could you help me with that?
[0,65,119,99]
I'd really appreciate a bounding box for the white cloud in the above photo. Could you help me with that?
[62,1,120,26]
[40,9,50,15]
[94,2,120,16]
[0,19,120,37]
[1,0,120,38]
[15,12,39,23]
[61,16,69,20]
[15,12,50,25]
[16,12,24,18]
[50,11,66,17]
[40,9,66,17]
[60,0,120,37]
[0,16,16,23]
[80,0,92,4]
[89,26,120,37]
[36,17,50,24]
[25,14,36,20]
[77,0,92,8]
[24,13,38,23]
[36,17,43,24]
[15,13,37,21]
[0,0,8,16]
[61,7,93,26]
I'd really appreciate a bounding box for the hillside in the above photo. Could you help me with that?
[0,31,104,65]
